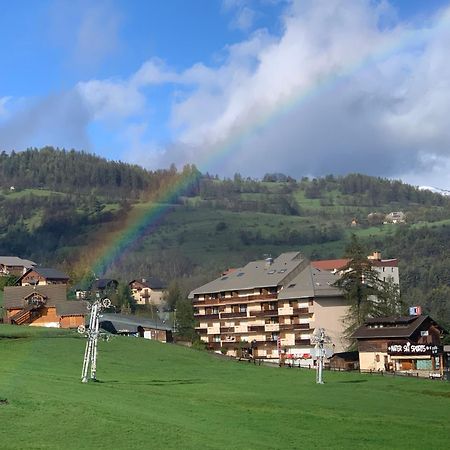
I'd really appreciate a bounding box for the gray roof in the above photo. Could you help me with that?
[0,256,36,268]
[3,284,87,316]
[189,252,307,297]
[352,315,444,339]
[130,277,166,290]
[30,267,70,280]
[189,251,344,299]
[99,313,172,333]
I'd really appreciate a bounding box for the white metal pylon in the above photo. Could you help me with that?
[79,296,111,383]
[311,328,332,384]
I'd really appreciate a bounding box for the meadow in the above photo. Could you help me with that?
[1,326,449,449]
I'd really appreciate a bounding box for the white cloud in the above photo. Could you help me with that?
[150,0,450,188]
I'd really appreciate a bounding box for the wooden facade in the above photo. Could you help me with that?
[353,316,447,377]
[3,284,86,329]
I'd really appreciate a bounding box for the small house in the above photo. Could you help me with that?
[329,351,360,371]
[99,313,172,343]
[17,267,70,286]
[129,277,166,306]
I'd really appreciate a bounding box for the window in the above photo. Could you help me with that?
[288,283,296,288]
[239,304,247,313]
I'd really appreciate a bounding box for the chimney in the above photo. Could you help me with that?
[265,257,274,269]
[368,251,381,261]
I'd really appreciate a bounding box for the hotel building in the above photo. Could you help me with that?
[189,252,349,362]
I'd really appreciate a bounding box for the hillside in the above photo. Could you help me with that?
[0,148,449,323]
[1,328,449,449]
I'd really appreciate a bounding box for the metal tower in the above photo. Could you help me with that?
[311,328,332,384]
[78,296,111,383]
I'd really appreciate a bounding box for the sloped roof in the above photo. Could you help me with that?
[3,284,87,316]
[99,313,172,333]
[130,277,166,290]
[0,256,36,268]
[18,267,70,284]
[311,259,350,271]
[91,278,118,290]
[189,252,306,297]
[352,315,445,339]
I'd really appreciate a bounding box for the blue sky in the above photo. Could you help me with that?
[1,0,450,189]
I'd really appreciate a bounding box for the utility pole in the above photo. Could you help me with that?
[78,295,111,383]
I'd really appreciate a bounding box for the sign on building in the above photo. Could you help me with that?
[387,341,441,356]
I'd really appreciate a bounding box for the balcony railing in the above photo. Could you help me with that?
[194,313,219,320]
[194,293,278,305]
[251,309,278,318]
[220,311,248,319]
[295,338,311,345]
[248,325,265,332]
[293,307,310,315]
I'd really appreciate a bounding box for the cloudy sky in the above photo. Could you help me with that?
[2,0,450,189]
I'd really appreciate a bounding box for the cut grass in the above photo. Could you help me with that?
[1,330,449,449]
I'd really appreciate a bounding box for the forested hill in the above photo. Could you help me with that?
[0,148,449,325]
[0,147,174,200]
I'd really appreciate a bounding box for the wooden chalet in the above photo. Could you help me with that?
[352,315,447,378]
[17,267,70,286]
[3,284,87,328]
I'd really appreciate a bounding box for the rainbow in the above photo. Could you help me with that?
[87,16,447,277]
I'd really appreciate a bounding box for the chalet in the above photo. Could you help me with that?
[0,256,36,277]
[189,252,349,362]
[99,313,172,343]
[3,284,87,328]
[17,267,70,286]
[352,315,447,378]
[384,211,406,224]
[129,277,166,306]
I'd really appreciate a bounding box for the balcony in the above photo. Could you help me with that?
[264,323,280,332]
[221,311,248,319]
[220,327,235,333]
[293,323,311,330]
[293,307,309,315]
[278,307,294,316]
[194,313,219,320]
[295,338,311,345]
[248,325,265,332]
[251,309,278,318]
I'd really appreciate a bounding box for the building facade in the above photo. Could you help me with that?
[129,278,166,306]
[3,284,86,328]
[353,315,447,377]
[189,252,349,362]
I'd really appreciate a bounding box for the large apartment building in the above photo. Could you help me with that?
[189,252,349,362]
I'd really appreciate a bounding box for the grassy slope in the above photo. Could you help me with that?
[1,328,449,449]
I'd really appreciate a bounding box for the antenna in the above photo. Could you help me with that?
[78,294,111,383]
[311,328,332,384]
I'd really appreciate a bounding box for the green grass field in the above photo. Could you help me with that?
[1,326,449,449]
